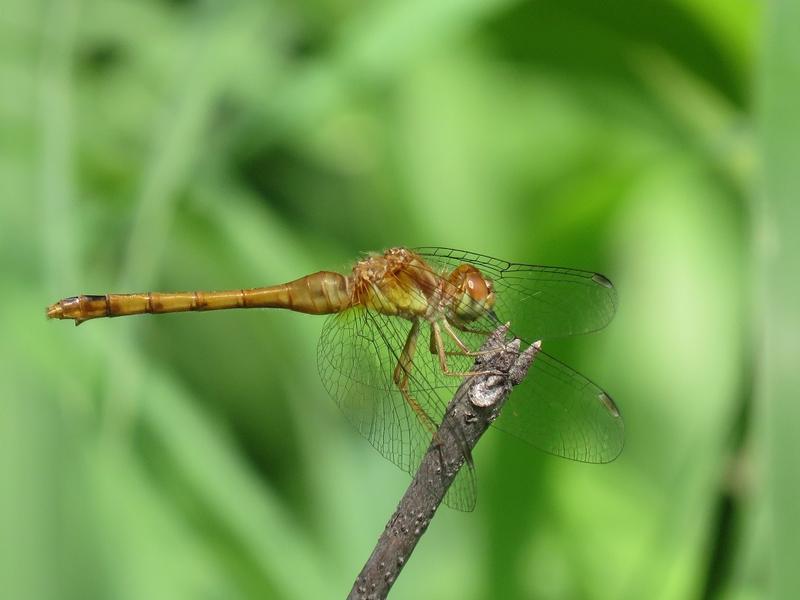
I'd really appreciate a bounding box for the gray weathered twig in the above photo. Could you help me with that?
[347,324,540,600]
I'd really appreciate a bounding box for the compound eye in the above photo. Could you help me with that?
[465,271,490,301]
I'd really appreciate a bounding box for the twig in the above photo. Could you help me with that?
[347,324,540,600]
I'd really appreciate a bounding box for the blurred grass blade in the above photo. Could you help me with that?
[39,0,79,293]
[758,0,800,597]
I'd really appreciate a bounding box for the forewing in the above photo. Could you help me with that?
[415,247,618,342]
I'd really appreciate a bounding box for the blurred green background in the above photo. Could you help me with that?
[2,0,798,598]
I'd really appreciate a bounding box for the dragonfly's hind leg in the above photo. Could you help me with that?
[393,320,437,436]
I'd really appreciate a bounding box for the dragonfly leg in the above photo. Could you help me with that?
[431,322,499,378]
[441,320,499,357]
[393,320,437,436]
[428,322,494,358]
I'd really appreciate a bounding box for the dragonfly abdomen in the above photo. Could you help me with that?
[46,271,352,324]
[282,271,352,314]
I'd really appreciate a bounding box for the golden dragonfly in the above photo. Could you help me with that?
[47,247,623,510]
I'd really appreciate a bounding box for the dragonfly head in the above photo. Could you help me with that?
[446,264,496,323]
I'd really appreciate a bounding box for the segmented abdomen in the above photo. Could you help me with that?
[46,271,352,324]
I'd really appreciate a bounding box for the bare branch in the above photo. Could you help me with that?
[348,325,540,599]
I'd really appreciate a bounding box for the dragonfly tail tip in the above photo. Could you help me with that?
[46,303,62,320]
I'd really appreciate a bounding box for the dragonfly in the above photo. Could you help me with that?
[47,246,623,510]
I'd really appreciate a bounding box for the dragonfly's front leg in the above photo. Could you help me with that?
[427,321,493,358]
[431,321,499,378]
[393,320,437,435]
[441,320,499,358]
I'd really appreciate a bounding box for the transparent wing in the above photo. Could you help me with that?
[317,305,477,511]
[400,307,625,464]
[415,246,618,342]
[317,247,623,511]
[495,349,624,463]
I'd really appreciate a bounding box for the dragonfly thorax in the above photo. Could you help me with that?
[351,248,440,319]
[350,248,497,325]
